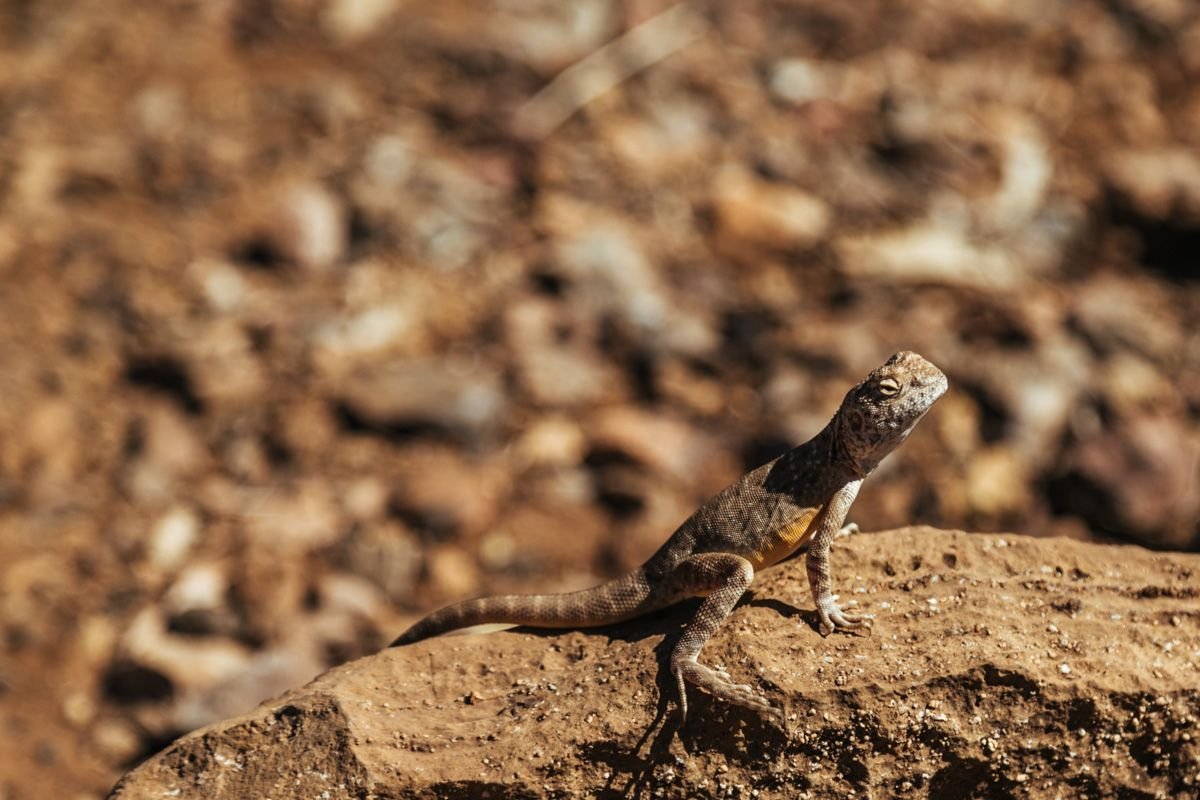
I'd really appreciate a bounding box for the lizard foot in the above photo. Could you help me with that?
[672,657,782,723]
[835,522,860,540]
[816,594,873,637]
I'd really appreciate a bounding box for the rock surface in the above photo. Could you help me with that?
[109,529,1200,799]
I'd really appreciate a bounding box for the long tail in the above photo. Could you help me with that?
[390,569,655,647]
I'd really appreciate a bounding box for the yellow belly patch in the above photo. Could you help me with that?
[750,506,821,569]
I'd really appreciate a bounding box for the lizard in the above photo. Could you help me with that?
[390,351,948,722]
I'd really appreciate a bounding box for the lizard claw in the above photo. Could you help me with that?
[817,594,873,637]
[673,658,782,722]
[835,522,860,540]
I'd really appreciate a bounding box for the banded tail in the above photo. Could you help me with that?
[390,569,655,647]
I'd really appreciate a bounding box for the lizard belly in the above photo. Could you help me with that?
[748,506,820,569]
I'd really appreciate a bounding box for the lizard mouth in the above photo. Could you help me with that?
[927,370,949,402]
[904,355,949,408]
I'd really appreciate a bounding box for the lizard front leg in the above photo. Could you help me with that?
[665,553,780,723]
[806,479,871,636]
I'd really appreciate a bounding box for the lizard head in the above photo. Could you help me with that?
[835,351,948,475]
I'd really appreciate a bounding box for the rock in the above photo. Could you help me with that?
[472,502,609,582]
[333,521,422,604]
[340,476,391,522]
[976,111,1053,235]
[182,319,268,410]
[837,216,1029,290]
[1071,274,1183,363]
[186,258,247,313]
[489,0,616,74]
[1100,351,1181,416]
[586,406,722,487]
[964,445,1031,518]
[148,506,200,572]
[321,0,398,41]
[1056,413,1200,550]
[109,529,1200,799]
[550,222,668,336]
[91,719,143,765]
[504,296,626,407]
[162,563,227,619]
[601,98,715,178]
[242,481,342,552]
[267,181,348,273]
[390,446,507,541]
[354,140,504,272]
[514,340,625,407]
[115,606,255,717]
[335,357,506,442]
[421,544,480,605]
[123,401,211,504]
[21,395,83,502]
[311,302,421,362]
[316,572,388,623]
[512,414,587,469]
[274,397,340,460]
[710,166,832,252]
[167,642,327,735]
[1104,147,1200,219]
[362,133,414,188]
[951,341,1091,472]
[768,58,841,105]
[654,357,726,417]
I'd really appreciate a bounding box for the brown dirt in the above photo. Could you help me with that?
[1,1,1199,798]
[109,528,1200,799]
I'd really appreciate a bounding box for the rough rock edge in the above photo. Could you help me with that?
[109,528,1200,799]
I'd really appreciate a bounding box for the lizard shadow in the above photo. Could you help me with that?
[743,594,825,635]
[507,603,690,797]
[515,598,792,797]
[581,667,791,798]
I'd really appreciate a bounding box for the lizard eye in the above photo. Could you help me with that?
[878,377,901,397]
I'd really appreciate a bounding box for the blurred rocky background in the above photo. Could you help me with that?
[0,0,1198,796]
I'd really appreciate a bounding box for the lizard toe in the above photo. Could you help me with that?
[714,676,775,713]
[817,595,875,636]
[676,658,779,718]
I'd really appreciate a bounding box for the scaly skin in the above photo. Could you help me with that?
[391,351,948,722]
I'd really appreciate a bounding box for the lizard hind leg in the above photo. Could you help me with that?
[666,554,781,724]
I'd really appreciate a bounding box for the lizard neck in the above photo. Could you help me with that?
[826,413,876,480]
[762,416,872,500]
